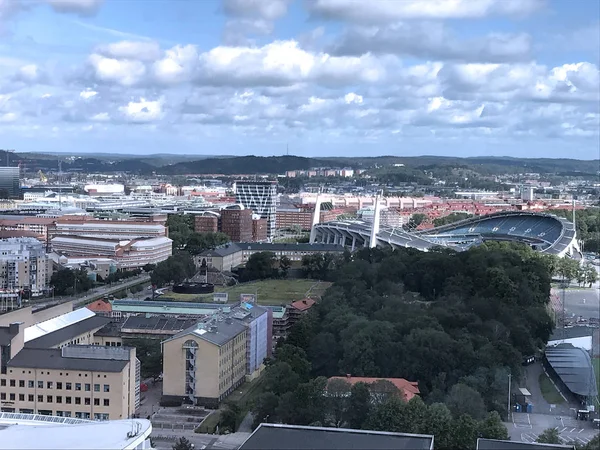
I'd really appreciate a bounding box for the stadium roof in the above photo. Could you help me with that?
[239,424,434,450]
[0,413,151,450]
[545,344,598,397]
[477,438,574,449]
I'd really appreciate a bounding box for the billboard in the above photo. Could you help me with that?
[240,294,256,304]
[213,292,228,303]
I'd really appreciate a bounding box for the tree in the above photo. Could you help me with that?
[433,212,472,227]
[537,427,561,444]
[50,267,93,295]
[445,384,486,421]
[449,414,479,450]
[142,263,156,273]
[347,382,371,429]
[219,402,241,433]
[172,437,194,450]
[185,232,230,255]
[478,411,509,440]
[150,252,196,287]
[583,263,598,287]
[324,378,351,427]
[264,362,301,396]
[125,338,162,379]
[252,392,280,429]
[556,257,580,283]
[243,252,277,281]
[279,256,292,278]
[369,379,403,406]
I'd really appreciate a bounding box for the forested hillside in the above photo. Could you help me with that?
[252,243,556,449]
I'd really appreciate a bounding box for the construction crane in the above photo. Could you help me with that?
[38,170,47,183]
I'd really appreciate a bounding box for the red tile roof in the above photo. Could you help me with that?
[328,376,420,401]
[291,298,316,311]
[86,299,112,313]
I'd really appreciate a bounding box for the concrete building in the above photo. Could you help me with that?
[0,167,20,199]
[50,218,167,241]
[1,305,140,420]
[51,236,172,269]
[235,181,278,239]
[0,414,152,450]
[198,244,244,272]
[0,238,52,297]
[0,216,55,241]
[522,186,535,202]
[161,319,247,407]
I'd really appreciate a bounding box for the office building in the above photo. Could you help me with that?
[0,217,56,241]
[252,217,267,242]
[162,319,248,407]
[221,208,253,242]
[0,238,52,297]
[522,186,535,202]
[194,215,218,233]
[0,167,20,199]
[49,217,167,241]
[235,181,278,239]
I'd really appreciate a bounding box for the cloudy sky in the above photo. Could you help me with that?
[0,0,598,158]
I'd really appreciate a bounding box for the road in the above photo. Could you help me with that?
[152,429,250,450]
[29,274,150,310]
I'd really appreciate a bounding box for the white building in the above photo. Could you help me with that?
[51,236,172,269]
[235,181,278,239]
[521,186,535,202]
[0,413,152,450]
[51,221,166,241]
[0,238,52,297]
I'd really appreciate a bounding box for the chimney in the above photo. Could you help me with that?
[346,374,351,379]
[9,322,21,335]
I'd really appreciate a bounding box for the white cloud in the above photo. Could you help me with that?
[344,92,363,104]
[119,97,164,123]
[0,112,17,123]
[79,89,98,100]
[153,45,199,84]
[88,54,146,86]
[96,41,161,61]
[306,0,545,23]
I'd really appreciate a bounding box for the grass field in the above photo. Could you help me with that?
[165,278,332,305]
[539,372,565,405]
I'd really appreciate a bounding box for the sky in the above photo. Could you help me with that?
[0,0,599,159]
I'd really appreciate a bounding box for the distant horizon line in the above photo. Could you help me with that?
[9,150,600,162]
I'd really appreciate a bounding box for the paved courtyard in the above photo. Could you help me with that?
[508,413,599,446]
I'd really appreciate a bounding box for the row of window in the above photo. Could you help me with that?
[1,380,109,392]
[0,392,110,406]
[8,369,109,378]
[3,409,109,420]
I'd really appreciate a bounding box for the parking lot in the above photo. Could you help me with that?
[510,413,599,446]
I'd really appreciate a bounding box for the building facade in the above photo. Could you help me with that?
[0,238,52,297]
[194,215,218,233]
[0,168,20,199]
[162,320,247,407]
[235,181,278,240]
[221,208,253,242]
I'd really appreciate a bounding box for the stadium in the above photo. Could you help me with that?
[311,210,578,257]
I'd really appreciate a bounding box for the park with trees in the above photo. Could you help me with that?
[250,242,568,449]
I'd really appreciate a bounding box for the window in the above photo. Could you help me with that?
[0,379,5,387]
[0,393,5,400]
[28,394,33,402]
[94,398,100,406]
[46,396,52,403]
[9,379,15,387]
[75,383,81,391]
[75,412,83,419]
[18,394,24,401]
[28,380,34,388]
[66,383,72,390]
[103,399,109,407]
[56,396,62,404]
[103,385,110,393]
[37,381,43,389]
[47,381,53,389]
[9,393,14,401]
[37,395,43,402]
[75,397,81,405]
[66,397,72,404]
[57,382,62,389]
[84,397,90,406]
[94,384,100,392]
[85,383,90,392]
[19,380,24,388]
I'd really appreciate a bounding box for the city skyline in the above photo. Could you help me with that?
[0,0,598,158]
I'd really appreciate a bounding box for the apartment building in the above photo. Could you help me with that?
[0,314,139,420]
[162,319,247,407]
[0,216,55,241]
[0,238,52,297]
[194,215,218,233]
[221,208,253,242]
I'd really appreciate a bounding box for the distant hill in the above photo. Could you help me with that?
[157,155,339,175]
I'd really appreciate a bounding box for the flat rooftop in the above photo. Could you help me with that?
[477,438,575,449]
[0,413,152,450]
[239,424,434,450]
